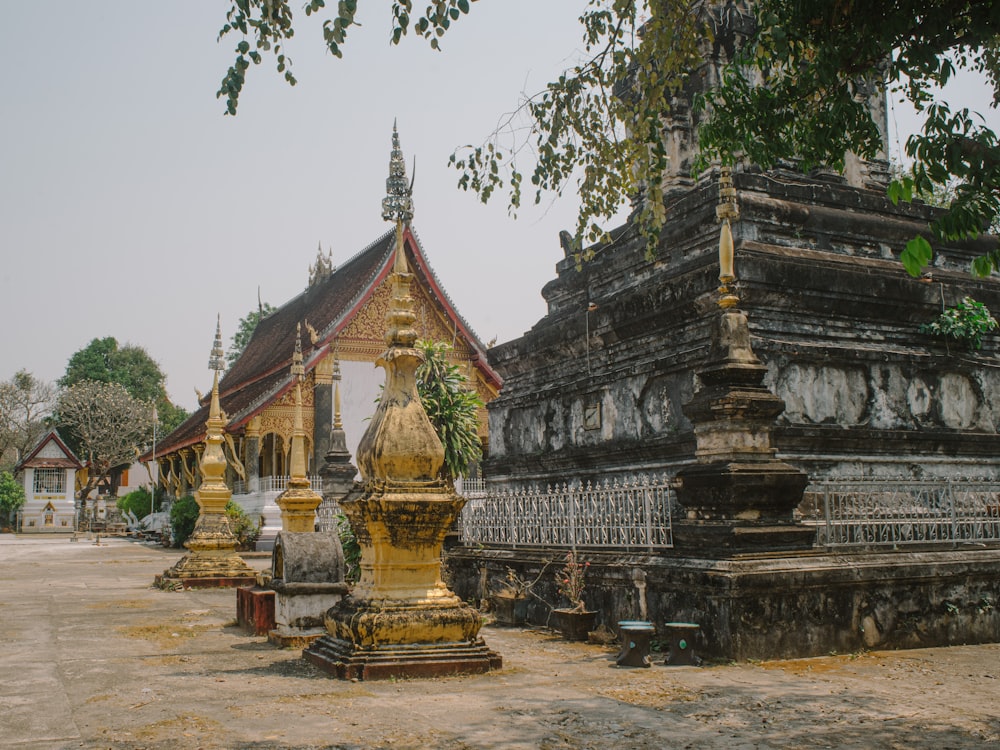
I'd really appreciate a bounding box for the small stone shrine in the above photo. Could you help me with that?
[159,320,257,589]
[303,126,501,679]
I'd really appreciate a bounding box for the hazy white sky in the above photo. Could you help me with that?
[1,3,996,412]
[1,1,594,411]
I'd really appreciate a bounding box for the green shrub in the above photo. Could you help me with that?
[336,513,361,582]
[117,487,159,520]
[920,297,999,351]
[169,495,199,548]
[226,501,260,551]
[168,494,260,550]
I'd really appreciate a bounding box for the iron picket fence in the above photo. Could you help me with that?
[806,479,1000,548]
[458,474,674,551]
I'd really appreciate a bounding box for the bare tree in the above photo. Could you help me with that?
[56,381,154,507]
[0,370,55,471]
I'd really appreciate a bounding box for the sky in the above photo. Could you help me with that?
[1,3,997,413]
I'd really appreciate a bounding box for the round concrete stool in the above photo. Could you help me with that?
[663,622,700,666]
[616,620,655,668]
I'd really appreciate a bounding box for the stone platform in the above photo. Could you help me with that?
[448,545,1000,661]
[303,635,502,681]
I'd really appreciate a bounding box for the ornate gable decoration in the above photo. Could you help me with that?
[309,243,336,287]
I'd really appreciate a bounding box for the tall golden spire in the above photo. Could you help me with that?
[716,165,740,309]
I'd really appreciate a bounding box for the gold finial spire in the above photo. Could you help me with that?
[209,314,226,372]
[292,322,305,379]
[716,165,740,309]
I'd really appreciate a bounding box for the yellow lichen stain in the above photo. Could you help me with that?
[599,684,702,708]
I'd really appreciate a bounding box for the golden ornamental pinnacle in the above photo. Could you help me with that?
[716,166,740,310]
[292,323,305,380]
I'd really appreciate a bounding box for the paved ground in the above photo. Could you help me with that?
[2,534,999,750]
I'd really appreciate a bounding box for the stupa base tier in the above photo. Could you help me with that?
[157,553,257,589]
[303,635,501,680]
[671,519,817,552]
[268,627,327,648]
[325,598,483,646]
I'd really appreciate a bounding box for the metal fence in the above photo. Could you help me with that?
[458,475,674,551]
[232,475,324,496]
[806,479,1000,548]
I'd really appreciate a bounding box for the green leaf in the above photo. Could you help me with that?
[901,236,933,277]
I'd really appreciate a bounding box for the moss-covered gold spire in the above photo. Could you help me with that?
[158,316,256,587]
[355,124,444,484]
[716,165,740,309]
[276,323,322,533]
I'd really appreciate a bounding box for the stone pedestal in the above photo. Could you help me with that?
[268,531,348,647]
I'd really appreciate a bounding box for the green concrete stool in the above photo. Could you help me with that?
[616,620,655,668]
[664,622,700,666]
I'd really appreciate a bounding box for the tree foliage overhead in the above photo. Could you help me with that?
[216,1,1000,275]
[227,303,277,367]
[60,337,187,434]
[57,381,155,502]
[0,370,55,472]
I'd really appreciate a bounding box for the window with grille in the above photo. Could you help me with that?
[33,469,65,495]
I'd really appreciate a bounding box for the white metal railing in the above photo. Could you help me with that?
[456,475,487,498]
[459,475,674,551]
[232,475,324,496]
[807,479,1000,548]
[316,497,343,532]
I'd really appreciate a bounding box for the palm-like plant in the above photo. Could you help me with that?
[415,340,484,484]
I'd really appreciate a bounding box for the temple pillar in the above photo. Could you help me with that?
[245,417,261,493]
[312,354,335,475]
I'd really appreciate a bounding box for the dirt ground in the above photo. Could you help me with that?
[1,534,998,750]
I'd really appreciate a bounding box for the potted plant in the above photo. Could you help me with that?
[490,564,548,626]
[551,551,597,641]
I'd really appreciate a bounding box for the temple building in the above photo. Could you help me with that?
[145,226,501,542]
[14,430,82,533]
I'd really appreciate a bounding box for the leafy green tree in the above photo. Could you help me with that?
[56,381,155,505]
[0,370,55,472]
[415,340,484,482]
[217,1,1000,276]
[60,337,188,434]
[0,471,26,529]
[227,303,277,367]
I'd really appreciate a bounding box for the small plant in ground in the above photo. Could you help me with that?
[225,501,260,551]
[920,297,998,351]
[0,471,26,530]
[494,563,550,599]
[169,495,199,548]
[555,551,590,612]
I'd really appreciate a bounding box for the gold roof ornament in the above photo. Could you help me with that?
[716,165,740,310]
[309,242,335,287]
[381,121,414,225]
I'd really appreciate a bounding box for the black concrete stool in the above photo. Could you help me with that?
[616,620,655,668]
[663,622,700,666]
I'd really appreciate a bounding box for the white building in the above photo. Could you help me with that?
[14,430,82,533]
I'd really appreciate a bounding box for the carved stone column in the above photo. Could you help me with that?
[245,417,261,494]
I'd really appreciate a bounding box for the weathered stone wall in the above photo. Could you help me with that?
[486,169,1000,486]
[448,546,1000,661]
